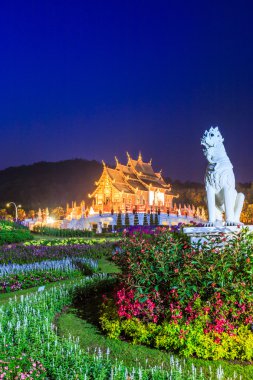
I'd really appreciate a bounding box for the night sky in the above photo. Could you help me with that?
[0,1,253,182]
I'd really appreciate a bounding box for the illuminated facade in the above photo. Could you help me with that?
[65,201,85,220]
[88,153,177,213]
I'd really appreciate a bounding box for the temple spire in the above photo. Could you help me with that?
[138,151,142,161]
[126,151,131,165]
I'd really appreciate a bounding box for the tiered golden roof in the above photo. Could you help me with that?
[89,153,174,198]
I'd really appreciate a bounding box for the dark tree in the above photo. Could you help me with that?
[134,213,139,226]
[143,213,148,225]
[125,211,130,227]
[116,212,122,229]
[0,159,102,210]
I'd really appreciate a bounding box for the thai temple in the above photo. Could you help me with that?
[24,153,207,231]
[88,152,177,213]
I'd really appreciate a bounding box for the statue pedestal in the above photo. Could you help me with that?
[183,225,253,245]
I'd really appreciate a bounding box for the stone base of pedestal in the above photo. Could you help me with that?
[183,225,253,245]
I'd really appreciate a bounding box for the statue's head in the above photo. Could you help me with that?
[201,126,224,149]
[201,127,224,163]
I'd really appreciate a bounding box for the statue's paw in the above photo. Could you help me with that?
[205,221,214,227]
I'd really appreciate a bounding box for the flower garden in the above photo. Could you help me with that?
[0,239,115,293]
[1,221,253,379]
[101,228,253,362]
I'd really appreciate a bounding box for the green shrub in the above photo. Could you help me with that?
[125,212,130,227]
[0,220,28,231]
[134,213,139,225]
[116,212,122,229]
[0,229,33,245]
[0,220,33,245]
[100,301,253,361]
[101,227,253,361]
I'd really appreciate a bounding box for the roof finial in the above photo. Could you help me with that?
[115,156,119,165]
[126,151,131,164]
[149,158,152,165]
[102,160,106,167]
[138,151,142,161]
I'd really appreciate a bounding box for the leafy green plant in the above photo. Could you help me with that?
[0,221,33,245]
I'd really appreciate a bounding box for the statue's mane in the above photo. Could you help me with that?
[201,126,224,149]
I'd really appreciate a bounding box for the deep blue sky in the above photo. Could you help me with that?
[0,0,253,182]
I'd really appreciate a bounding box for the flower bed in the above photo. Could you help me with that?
[0,276,215,380]
[0,258,98,293]
[23,237,108,246]
[100,227,253,360]
[0,257,98,277]
[0,354,47,379]
[1,269,81,293]
[0,241,115,264]
[0,238,116,292]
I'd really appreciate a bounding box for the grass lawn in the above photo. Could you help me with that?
[31,233,67,240]
[98,257,121,274]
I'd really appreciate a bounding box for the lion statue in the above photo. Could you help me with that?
[201,126,244,226]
